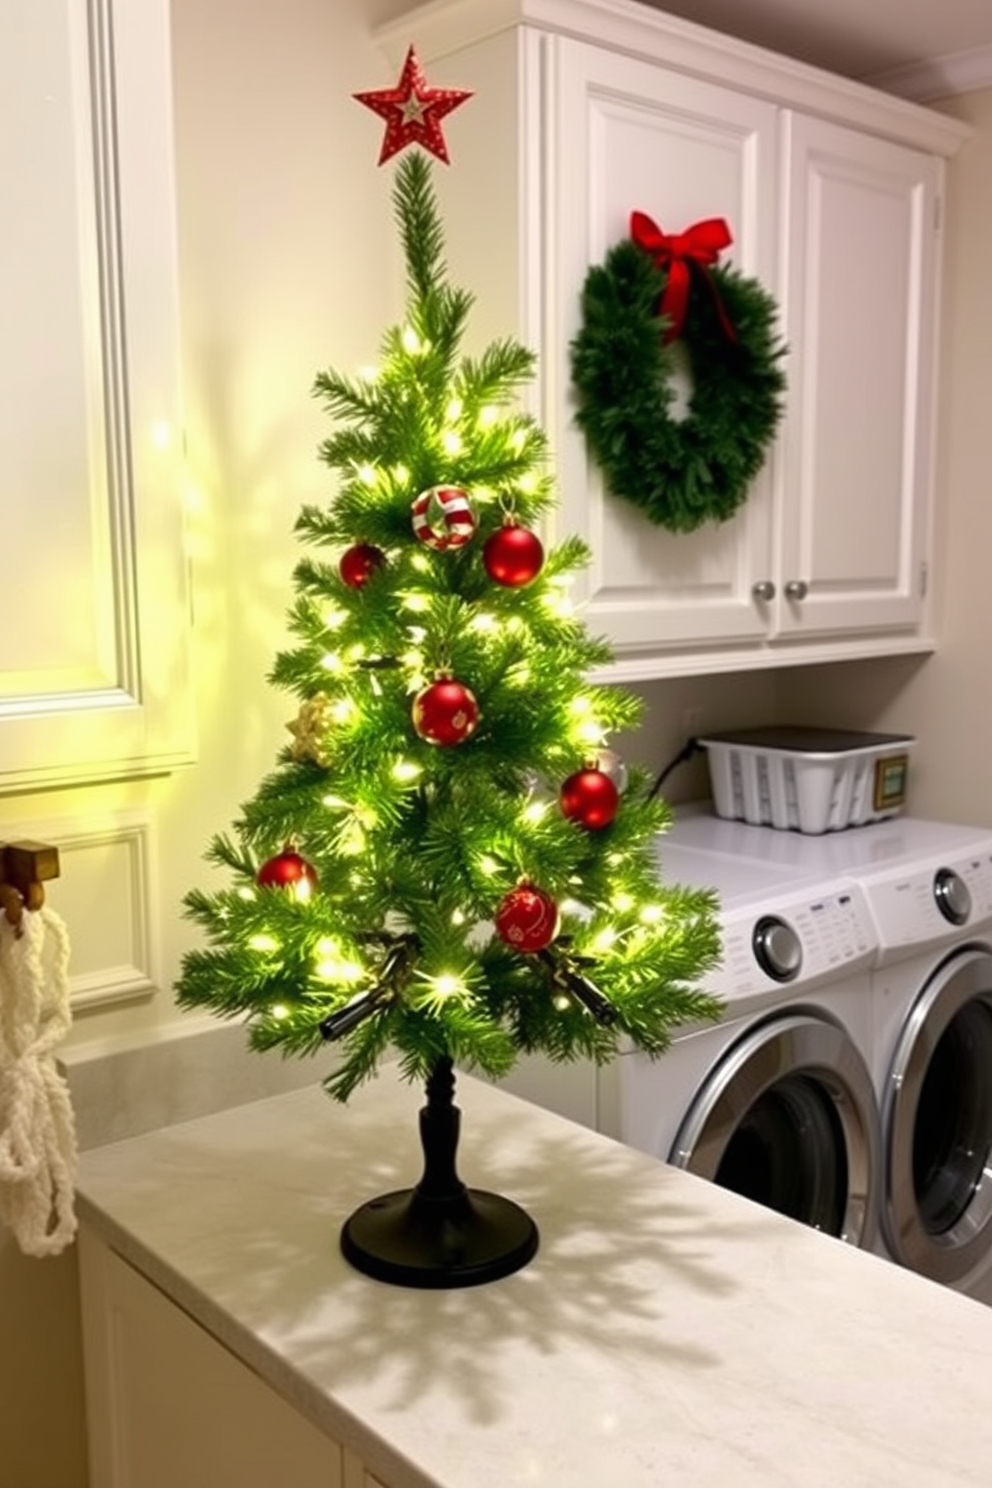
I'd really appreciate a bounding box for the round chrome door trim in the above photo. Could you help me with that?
[882,947,992,1284]
[669,1011,879,1248]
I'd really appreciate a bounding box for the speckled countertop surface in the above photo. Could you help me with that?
[76,1068,992,1487]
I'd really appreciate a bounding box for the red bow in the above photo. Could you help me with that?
[630,211,735,344]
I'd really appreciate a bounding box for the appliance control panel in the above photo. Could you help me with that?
[865,846,992,957]
[707,882,876,1009]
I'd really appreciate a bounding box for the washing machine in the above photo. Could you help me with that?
[668,810,992,1306]
[596,838,881,1249]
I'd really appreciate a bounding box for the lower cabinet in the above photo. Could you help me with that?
[78,1229,384,1488]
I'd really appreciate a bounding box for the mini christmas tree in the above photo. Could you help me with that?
[177,53,721,1287]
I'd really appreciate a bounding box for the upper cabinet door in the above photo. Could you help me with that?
[0,0,193,794]
[774,113,941,642]
[547,38,780,665]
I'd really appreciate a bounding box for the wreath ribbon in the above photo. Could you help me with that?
[630,211,736,344]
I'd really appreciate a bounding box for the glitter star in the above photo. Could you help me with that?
[353,45,473,166]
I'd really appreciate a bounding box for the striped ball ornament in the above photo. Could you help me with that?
[411,485,477,550]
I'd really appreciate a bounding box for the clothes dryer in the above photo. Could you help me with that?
[597,840,880,1248]
[669,810,992,1305]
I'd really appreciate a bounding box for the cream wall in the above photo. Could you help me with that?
[1,7,988,1484]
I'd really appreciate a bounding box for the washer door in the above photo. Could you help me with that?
[670,1012,879,1247]
[883,948,992,1285]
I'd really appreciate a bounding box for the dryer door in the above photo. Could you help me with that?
[670,1012,879,1247]
[883,947,992,1286]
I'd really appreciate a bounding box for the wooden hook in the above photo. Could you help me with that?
[0,841,61,934]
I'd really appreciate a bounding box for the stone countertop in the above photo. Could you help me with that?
[76,1068,992,1488]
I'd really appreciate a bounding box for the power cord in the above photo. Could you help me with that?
[647,737,705,802]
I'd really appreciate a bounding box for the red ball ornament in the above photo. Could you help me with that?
[339,543,385,588]
[482,522,545,587]
[560,768,620,831]
[412,678,479,747]
[256,847,318,896]
[495,882,560,954]
[411,486,477,550]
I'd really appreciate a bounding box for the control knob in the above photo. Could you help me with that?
[933,867,971,926]
[752,915,803,982]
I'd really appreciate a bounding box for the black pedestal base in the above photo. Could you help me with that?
[339,1057,539,1288]
[341,1185,538,1288]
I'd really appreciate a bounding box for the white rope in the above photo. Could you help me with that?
[0,905,77,1256]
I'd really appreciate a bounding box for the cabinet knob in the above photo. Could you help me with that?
[784,579,809,601]
[751,580,776,602]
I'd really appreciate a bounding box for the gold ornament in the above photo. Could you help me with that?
[287,696,334,764]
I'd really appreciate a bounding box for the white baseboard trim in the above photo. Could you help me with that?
[62,1020,327,1151]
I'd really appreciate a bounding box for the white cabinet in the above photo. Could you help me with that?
[79,1228,382,1488]
[549,39,779,662]
[774,115,940,645]
[0,0,193,792]
[378,0,966,680]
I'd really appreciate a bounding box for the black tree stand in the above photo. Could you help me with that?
[340,1057,539,1288]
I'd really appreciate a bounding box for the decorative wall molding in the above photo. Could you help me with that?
[18,808,161,1012]
[866,44,992,103]
[0,0,194,795]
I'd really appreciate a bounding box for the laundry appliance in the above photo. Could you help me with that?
[595,839,881,1249]
[668,810,992,1306]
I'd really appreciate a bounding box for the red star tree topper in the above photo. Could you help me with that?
[354,45,473,166]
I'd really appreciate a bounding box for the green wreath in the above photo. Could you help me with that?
[571,235,786,533]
